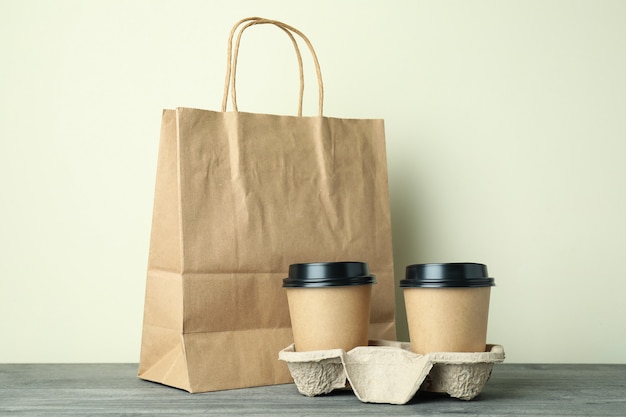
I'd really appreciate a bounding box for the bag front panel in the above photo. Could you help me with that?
[176,108,394,337]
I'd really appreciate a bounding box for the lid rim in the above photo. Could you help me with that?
[283,261,376,288]
[402,262,495,288]
[399,279,495,288]
[283,275,377,288]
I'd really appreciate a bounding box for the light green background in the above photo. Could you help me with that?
[1,0,624,363]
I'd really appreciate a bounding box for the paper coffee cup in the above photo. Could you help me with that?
[283,262,376,352]
[400,263,495,354]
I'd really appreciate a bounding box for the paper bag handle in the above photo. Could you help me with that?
[221,17,324,117]
[226,17,305,116]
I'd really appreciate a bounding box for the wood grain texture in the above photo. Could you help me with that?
[1,364,624,416]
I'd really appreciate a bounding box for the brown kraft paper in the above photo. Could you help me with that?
[137,17,395,393]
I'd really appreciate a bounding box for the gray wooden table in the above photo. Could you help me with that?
[1,363,624,416]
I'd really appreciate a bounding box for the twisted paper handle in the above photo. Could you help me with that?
[221,17,324,117]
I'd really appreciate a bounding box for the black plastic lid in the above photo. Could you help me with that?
[400,263,495,288]
[282,262,377,288]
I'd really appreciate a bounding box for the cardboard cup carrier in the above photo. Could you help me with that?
[400,263,495,354]
[283,262,376,352]
[280,262,503,404]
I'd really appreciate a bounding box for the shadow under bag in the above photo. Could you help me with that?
[138,17,396,393]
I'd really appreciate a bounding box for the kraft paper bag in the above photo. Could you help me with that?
[138,17,396,393]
